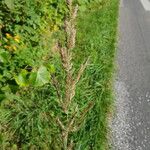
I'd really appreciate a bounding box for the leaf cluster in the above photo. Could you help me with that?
[0,0,67,101]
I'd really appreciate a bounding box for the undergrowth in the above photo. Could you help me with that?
[0,0,119,149]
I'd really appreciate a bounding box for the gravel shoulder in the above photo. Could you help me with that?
[111,0,150,149]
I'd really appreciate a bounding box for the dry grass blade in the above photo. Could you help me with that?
[62,58,90,113]
[78,101,94,126]
[68,140,74,150]
[74,58,90,85]
[66,0,72,8]
[71,101,94,132]
[58,43,72,72]
[72,5,78,20]
[57,117,66,131]
[51,75,61,99]
[67,106,78,130]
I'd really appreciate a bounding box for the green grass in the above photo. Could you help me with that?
[0,0,119,149]
[73,0,119,149]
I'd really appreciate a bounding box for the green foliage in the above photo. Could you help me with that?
[15,69,29,87]
[77,0,104,11]
[73,0,119,149]
[0,0,119,149]
[0,0,67,101]
[30,66,51,87]
[14,66,51,87]
[0,88,61,149]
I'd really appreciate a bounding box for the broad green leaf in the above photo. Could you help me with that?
[34,65,50,87]
[15,70,28,87]
[35,66,50,86]
[29,72,37,85]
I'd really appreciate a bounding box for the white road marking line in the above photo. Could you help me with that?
[120,0,124,7]
[140,0,150,11]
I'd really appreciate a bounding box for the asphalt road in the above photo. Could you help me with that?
[112,0,150,149]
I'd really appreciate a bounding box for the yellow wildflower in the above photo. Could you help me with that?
[53,25,58,31]
[12,45,17,51]
[14,35,20,43]
[6,33,12,39]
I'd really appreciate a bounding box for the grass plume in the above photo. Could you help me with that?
[53,0,93,149]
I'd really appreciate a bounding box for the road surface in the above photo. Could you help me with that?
[112,0,150,149]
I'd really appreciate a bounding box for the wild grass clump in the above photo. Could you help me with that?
[0,87,59,149]
[52,0,94,149]
[73,0,119,149]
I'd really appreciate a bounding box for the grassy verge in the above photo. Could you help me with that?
[74,0,119,149]
[0,0,119,149]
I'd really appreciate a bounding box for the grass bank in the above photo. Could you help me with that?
[74,0,119,149]
[0,0,119,149]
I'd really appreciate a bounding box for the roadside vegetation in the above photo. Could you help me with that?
[0,0,119,149]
